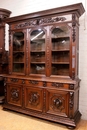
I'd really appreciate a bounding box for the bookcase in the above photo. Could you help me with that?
[3,3,85,128]
[0,8,11,103]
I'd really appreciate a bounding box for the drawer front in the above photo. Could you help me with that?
[7,84,22,107]
[46,88,69,117]
[6,78,22,84]
[24,86,43,112]
[47,82,69,89]
[25,80,43,87]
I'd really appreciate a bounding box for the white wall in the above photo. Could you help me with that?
[1,0,87,120]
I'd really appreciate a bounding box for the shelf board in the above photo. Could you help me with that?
[31,62,45,64]
[52,62,69,64]
[52,49,69,52]
[52,36,69,39]
[13,62,24,63]
[30,50,45,52]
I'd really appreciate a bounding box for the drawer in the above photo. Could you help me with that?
[47,82,69,89]
[25,80,43,87]
[6,78,22,84]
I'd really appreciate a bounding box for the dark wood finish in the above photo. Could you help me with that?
[3,3,85,128]
[0,9,11,103]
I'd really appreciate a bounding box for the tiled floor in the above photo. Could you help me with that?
[0,105,87,130]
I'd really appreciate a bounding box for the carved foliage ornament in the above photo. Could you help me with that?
[11,88,19,101]
[51,94,64,112]
[52,82,63,88]
[15,16,66,29]
[29,92,40,106]
[72,13,76,42]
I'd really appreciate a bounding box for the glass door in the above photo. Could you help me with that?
[30,29,46,75]
[51,25,70,76]
[12,31,25,74]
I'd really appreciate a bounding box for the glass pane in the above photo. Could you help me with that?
[13,63,24,73]
[51,26,70,76]
[12,32,25,73]
[13,32,24,51]
[30,29,45,75]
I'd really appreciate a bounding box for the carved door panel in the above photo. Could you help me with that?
[46,88,69,117]
[7,84,22,107]
[24,86,43,112]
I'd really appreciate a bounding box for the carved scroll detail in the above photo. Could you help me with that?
[29,80,38,85]
[10,78,18,82]
[52,82,63,88]
[15,16,66,29]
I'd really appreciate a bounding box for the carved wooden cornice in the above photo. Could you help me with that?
[15,16,66,29]
[0,8,11,21]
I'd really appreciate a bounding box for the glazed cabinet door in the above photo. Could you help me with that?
[46,88,69,117]
[6,84,22,107]
[9,30,27,75]
[50,24,72,77]
[24,86,43,112]
[29,28,47,76]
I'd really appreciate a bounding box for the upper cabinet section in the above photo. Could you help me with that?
[5,3,85,79]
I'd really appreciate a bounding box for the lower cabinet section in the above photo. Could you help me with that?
[3,77,81,128]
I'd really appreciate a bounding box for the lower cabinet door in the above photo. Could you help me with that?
[46,88,69,117]
[24,86,43,112]
[7,84,22,107]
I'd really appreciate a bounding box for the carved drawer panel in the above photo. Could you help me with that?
[7,78,22,84]
[7,84,22,107]
[46,88,69,117]
[24,86,43,112]
[26,80,43,87]
[47,82,75,90]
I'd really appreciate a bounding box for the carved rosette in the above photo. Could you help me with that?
[28,92,40,106]
[51,94,64,112]
[69,84,74,90]
[11,88,19,101]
